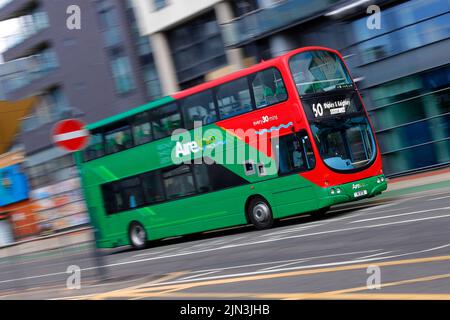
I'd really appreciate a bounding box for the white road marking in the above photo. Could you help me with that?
[186,249,381,274]
[349,207,450,224]
[3,210,450,286]
[260,224,324,237]
[179,271,219,281]
[327,205,412,222]
[139,244,450,288]
[259,259,312,271]
[427,195,450,202]
[133,250,166,258]
[355,251,393,260]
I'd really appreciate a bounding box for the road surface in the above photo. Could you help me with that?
[1,185,450,300]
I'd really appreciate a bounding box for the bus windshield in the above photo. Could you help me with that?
[290,50,377,172]
[310,115,376,171]
[289,50,353,95]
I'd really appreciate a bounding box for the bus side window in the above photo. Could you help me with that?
[181,90,217,129]
[216,77,253,120]
[121,177,146,210]
[150,103,182,140]
[132,112,153,145]
[104,123,133,154]
[102,183,123,214]
[141,171,165,204]
[84,131,104,161]
[273,131,315,175]
[162,165,196,200]
[251,68,287,109]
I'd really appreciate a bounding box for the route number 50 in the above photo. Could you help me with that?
[312,103,324,118]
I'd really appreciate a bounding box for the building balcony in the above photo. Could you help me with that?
[221,0,341,48]
[0,0,12,10]
[0,50,59,100]
[0,0,33,21]
[1,11,50,60]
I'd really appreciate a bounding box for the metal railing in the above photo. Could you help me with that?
[0,0,13,10]
[1,11,49,52]
[221,0,340,48]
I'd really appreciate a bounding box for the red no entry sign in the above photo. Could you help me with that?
[52,119,90,152]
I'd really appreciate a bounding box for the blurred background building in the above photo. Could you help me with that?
[0,0,163,239]
[0,0,448,241]
[132,0,449,177]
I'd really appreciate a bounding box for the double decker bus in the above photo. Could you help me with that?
[76,47,387,249]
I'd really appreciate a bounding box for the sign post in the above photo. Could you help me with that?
[52,119,109,282]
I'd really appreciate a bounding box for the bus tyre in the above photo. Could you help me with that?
[315,206,330,219]
[247,197,274,230]
[129,222,147,250]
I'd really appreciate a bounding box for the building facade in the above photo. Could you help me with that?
[133,0,449,176]
[132,0,249,93]
[0,0,162,235]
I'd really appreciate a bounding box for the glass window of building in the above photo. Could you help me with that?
[368,64,450,175]
[167,11,227,85]
[143,63,162,101]
[154,0,167,10]
[216,77,253,119]
[251,68,287,108]
[111,54,136,94]
[180,90,217,129]
[350,0,450,65]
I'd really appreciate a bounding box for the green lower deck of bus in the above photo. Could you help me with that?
[90,174,387,249]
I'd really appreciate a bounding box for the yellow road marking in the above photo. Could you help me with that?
[99,254,450,295]
[24,254,450,300]
[320,272,450,297]
[120,271,450,300]
[80,291,450,300]
[89,272,187,300]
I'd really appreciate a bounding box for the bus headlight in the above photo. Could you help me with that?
[336,188,342,194]
[330,188,336,195]
[376,178,381,184]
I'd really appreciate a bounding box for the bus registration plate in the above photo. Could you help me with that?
[354,190,368,198]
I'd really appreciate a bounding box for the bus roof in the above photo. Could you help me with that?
[86,46,337,131]
[86,95,174,130]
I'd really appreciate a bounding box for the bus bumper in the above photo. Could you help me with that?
[318,174,388,207]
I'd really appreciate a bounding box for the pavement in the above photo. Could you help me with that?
[0,167,449,300]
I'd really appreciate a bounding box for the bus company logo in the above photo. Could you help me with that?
[175,141,200,157]
[174,136,225,158]
[352,183,368,190]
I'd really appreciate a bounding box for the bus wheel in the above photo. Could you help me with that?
[314,206,330,219]
[129,222,147,250]
[247,197,274,230]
